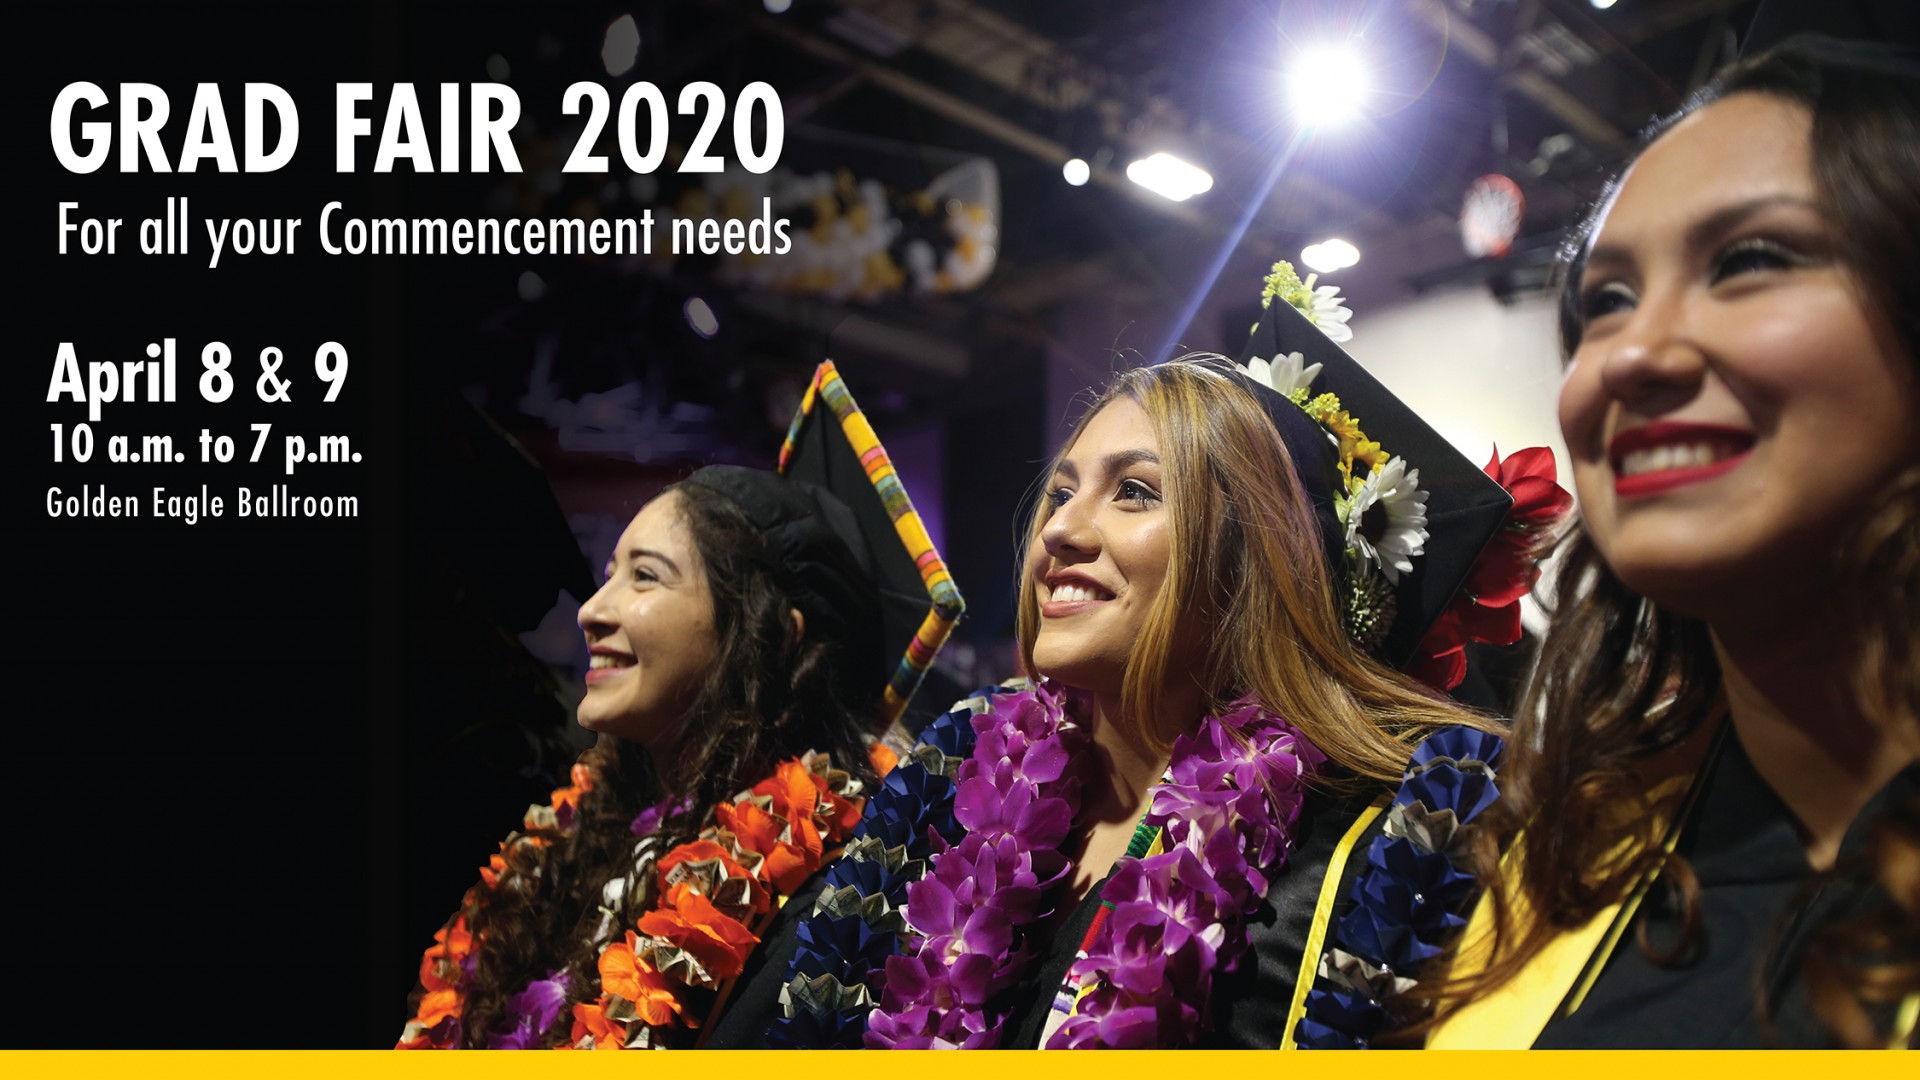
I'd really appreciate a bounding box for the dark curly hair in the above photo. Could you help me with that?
[435,479,882,1048]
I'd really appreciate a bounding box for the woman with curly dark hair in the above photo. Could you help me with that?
[1422,37,1920,1049]
[399,366,963,1050]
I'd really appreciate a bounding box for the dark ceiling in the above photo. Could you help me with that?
[453,0,1768,435]
[413,0,1782,661]
[738,0,1763,312]
[400,0,1778,607]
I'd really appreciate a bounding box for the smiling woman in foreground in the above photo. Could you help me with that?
[1424,37,1920,1049]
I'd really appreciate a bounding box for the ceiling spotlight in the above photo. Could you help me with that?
[1287,43,1372,125]
[1301,238,1360,273]
[1062,157,1091,186]
[1590,0,1620,9]
[764,0,793,12]
[685,297,719,339]
[602,14,640,77]
[1125,152,1214,202]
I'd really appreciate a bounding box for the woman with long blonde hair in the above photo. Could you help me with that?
[736,263,1558,1049]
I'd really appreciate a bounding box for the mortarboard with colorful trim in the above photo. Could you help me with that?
[776,361,965,723]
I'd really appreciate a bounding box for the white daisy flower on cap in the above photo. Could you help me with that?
[1242,351,1324,397]
[1306,283,1354,342]
[1338,457,1430,583]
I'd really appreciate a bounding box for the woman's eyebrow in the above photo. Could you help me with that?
[1681,194,1826,251]
[1054,448,1157,483]
[626,547,682,575]
[1587,194,1828,271]
[1580,244,1631,282]
[1102,449,1160,472]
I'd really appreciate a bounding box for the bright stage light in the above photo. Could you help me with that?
[1062,157,1091,186]
[1590,0,1620,9]
[1301,238,1359,273]
[1287,43,1372,125]
[1125,152,1214,202]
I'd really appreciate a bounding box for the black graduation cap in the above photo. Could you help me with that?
[776,362,963,721]
[685,362,962,725]
[1235,292,1513,670]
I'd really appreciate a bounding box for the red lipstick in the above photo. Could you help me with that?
[1607,421,1754,499]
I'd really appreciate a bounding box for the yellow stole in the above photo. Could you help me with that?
[1425,777,1700,1047]
[1426,726,1722,1049]
[1276,797,1390,1049]
[1429,720,1920,1050]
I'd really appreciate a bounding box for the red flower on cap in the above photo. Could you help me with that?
[1407,446,1571,692]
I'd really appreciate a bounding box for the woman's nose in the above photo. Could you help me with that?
[1597,303,1708,414]
[577,578,616,635]
[1041,492,1099,562]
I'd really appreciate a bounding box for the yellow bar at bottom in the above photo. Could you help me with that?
[0,1049,1909,1079]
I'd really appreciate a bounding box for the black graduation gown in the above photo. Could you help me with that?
[1534,731,1919,1049]
[702,873,832,1048]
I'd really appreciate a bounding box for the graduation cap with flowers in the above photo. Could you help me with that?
[681,363,963,724]
[1232,262,1569,690]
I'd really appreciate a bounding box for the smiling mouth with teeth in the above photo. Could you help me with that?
[585,652,636,684]
[1607,424,1755,499]
[583,653,637,684]
[1617,442,1741,477]
[1049,582,1113,603]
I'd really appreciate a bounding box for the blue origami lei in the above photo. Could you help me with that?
[763,684,1011,1048]
[1294,725,1506,1049]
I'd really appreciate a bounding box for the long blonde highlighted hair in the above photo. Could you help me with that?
[1015,357,1491,784]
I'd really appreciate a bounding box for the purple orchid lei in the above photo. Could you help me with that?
[1047,699,1325,1049]
[629,795,693,838]
[866,682,1326,1049]
[766,686,1001,1049]
[865,680,1091,1048]
[488,970,573,1050]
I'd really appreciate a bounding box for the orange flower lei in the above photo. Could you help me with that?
[399,753,875,1050]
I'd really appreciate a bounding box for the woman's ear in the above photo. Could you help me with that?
[787,607,807,647]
